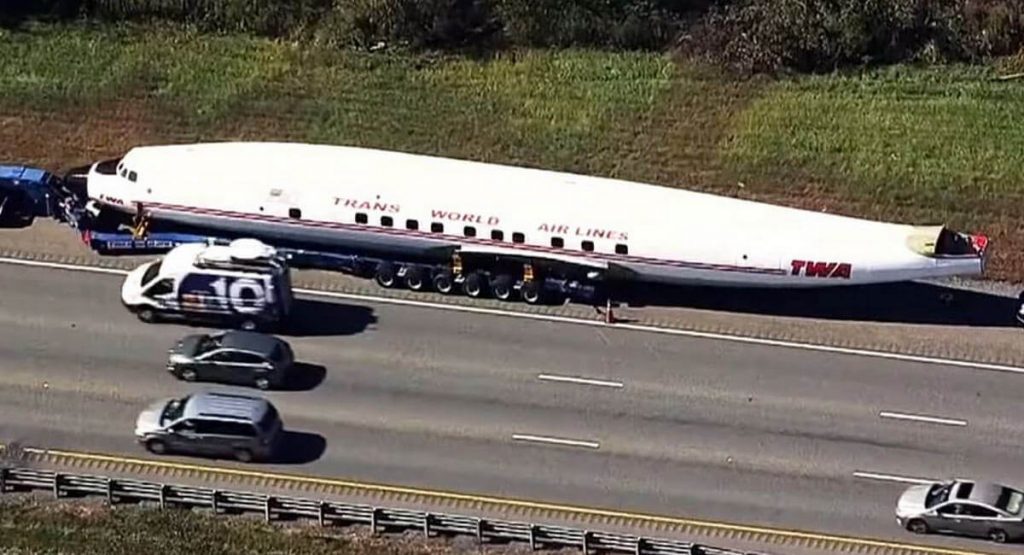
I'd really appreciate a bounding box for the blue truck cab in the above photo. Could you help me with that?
[0,165,58,227]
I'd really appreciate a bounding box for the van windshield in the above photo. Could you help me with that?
[141,260,163,286]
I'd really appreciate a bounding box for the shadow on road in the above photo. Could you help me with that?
[272,431,327,465]
[280,362,327,392]
[282,299,376,337]
[612,281,1020,328]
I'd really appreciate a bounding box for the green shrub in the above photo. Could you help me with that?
[687,0,1024,75]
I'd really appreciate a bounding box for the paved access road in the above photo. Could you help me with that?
[0,262,1021,554]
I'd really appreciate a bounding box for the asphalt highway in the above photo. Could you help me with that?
[0,261,1021,553]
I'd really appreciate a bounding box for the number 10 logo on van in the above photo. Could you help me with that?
[179,275,269,315]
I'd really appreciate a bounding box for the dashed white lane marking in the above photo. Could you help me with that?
[537,374,624,388]
[511,434,600,449]
[853,471,937,485]
[4,257,1024,375]
[878,411,968,427]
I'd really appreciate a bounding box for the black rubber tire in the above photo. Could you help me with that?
[521,280,543,305]
[234,448,254,463]
[989,528,1008,543]
[907,519,928,535]
[462,272,487,298]
[404,266,427,291]
[145,439,166,455]
[491,274,516,301]
[375,262,398,288]
[137,308,156,323]
[181,368,197,382]
[433,271,455,294]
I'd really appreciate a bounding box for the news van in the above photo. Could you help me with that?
[120,239,293,331]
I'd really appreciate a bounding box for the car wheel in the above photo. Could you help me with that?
[254,377,271,390]
[145,439,166,455]
[181,368,197,382]
[234,448,254,463]
[988,528,1008,543]
[907,519,928,534]
[137,308,156,323]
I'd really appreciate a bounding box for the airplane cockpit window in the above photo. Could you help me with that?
[128,171,138,182]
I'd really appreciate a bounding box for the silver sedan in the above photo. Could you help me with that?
[895,479,1024,543]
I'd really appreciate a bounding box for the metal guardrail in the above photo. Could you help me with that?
[0,466,766,555]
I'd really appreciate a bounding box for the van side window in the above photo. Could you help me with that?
[355,213,368,224]
[431,222,444,233]
[381,216,394,227]
[145,278,173,297]
[406,219,419,230]
[512,232,525,244]
[491,230,504,241]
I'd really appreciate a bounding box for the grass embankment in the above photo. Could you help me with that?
[0,495,479,555]
[1,24,1022,281]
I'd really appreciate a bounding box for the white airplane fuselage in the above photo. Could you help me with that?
[79,142,987,288]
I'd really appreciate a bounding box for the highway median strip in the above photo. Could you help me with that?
[0,443,1002,555]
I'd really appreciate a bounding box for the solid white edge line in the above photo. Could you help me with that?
[4,256,1024,375]
[878,411,968,427]
[537,374,624,388]
[853,471,938,486]
[511,434,600,449]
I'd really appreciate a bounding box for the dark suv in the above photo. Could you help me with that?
[167,331,294,390]
[134,391,283,462]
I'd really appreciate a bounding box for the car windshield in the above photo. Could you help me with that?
[926,482,954,508]
[996,487,1024,515]
[270,343,286,361]
[160,395,190,425]
[141,260,162,286]
[196,334,222,354]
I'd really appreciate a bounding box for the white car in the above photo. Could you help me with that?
[896,479,1024,543]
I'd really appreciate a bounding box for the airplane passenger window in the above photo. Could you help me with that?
[464,226,476,237]
[581,240,594,252]
[512,232,525,244]
[406,219,419,230]
[356,213,368,224]
[289,208,301,219]
[551,237,564,248]
[128,171,138,182]
[381,216,393,227]
[431,222,444,233]
[491,230,504,241]
[615,244,628,255]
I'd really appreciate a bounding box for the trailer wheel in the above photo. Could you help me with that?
[433,271,455,294]
[491,275,516,301]
[404,266,427,291]
[375,262,398,288]
[521,281,544,305]
[462,272,487,298]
